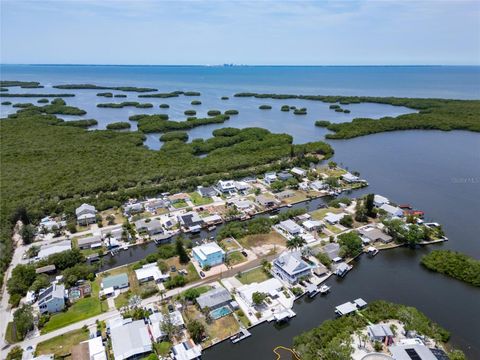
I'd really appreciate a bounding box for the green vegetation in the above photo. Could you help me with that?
[159,103,170,108]
[337,231,363,258]
[234,93,479,138]
[221,96,229,100]
[130,113,168,121]
[139,92,180,98]
[106,122,131,130]
[37,98,49,103]
[259,104,272,110]
[184,91,201,96]
[224,109,239,115]
[1,101,12,105]
[8,98,86,115]
[6,346,23,360]
[191,100,202,105]
[53,84,157,92]
[154,341,172,357]
[97,92,113,97]
[315,120,331,127]
[207,109,221,116]
[97,101,153,108]
[35,328,89,357]
[184,109,197,116]
[0,80,43,88]
[135,114,230,133]
[294,300,454,360]
[114,94,127,98]
[12,305,34,341]
[281,105,290,111]
[160,131,189,142]
[189,192,213,206]
[293,107,307,115]
[12,103,34,108]
[236,266,271,285]
[0,93,74,97]
[58,119,98,128]
[421,250,480,287]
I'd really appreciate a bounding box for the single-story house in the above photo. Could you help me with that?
[230,199,255,212]
[279,219,302,236]
[324,212,345,225]
[310,180,327,191]
[264,172,278,185]
[237,277,283,306]
[71,336,106,360]
[342,172,360,183]
[102,226,123,241]
[39,217,66,232]
[197,185,217,198]
[110,319,152,360]
[302,220,323,231]
[37,240,72,260]
[276,190,295,200]
[77,234,103,250]
[196,287,232,310]
[202,214,223,225]
[323,243,341,260]
[216,180,236,194]
[135,263,169,283]
[255,195,277,208]
[192,242,225,268]
[124,202,143,215]
[149,311,185,342]
[380,203,404,218]
[374,194,390,207]
[135,218,163,236]
[145,198,167,212]
[277,171,293,181]
[168,193,190,203]
[291,167,306,177]
[389,344,445,360]
[273,251,314,284]
[368,324,394,342]
[76,203,97,226]
[172,339,202,360]
[178,211,204,229]
[101,273,129,291]
[358,227,393,244]
[38,284,65,314]
[35,264,56,275]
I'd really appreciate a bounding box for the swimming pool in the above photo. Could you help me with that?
[210,306,232,320]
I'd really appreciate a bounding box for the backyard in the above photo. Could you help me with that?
[239,231,286,249]
[189,192,214,206]
[236,266,271,285]
[227,251,247,266]
[36,328,89,357]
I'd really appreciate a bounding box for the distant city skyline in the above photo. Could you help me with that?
[1,0,479,65]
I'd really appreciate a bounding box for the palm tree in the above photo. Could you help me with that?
[287,236,307,251]
[286,239,298,251]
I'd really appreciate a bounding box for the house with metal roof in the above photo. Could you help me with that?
[38,284,65,314]
[264,172,278,185]
[302,220,323,231]
[77,234,103,250]
[324,212,345,225]
[101,273,129,291]
[135,218,163,236]
[172,339,202,360]
[342,172,360,183]
[215,180,236,195]
[149,311,185,342]
[380,203,404,218]
[110,319,152,360]
[197,185,217,198]
[368,324,394,342]
[237,277,283,306]
[192,242,225,268]
[275,189,295,200]
[388,344,446,360]
[76,203,97,226]
[255,195,277,208]
[273,251,314,284]
[279,219,302,236]
[374,194,390,207]
[37,240,72,260]
[196,287,232,310]
[71,336,106,360]
[291,167,307,177]
[178,211,204,229]
[310,180,327,191]
[135,263,169,283]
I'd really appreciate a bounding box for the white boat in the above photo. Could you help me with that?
[367,246,379,257]
[122,244,129,250]
[319,284,331,294]
[231,328,251,343]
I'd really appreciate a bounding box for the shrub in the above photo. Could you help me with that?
[315,120,331,127]
[191,100,202,105]
[293,108,307,115]
[281,105,290,111]
[207,110,221,116]
[106,122,131,130]
[184,110,196,116]
[224,109,239,115]
[221,96,229,100]
[160,131,189,142]
[259,105,272,110]
[159,104,170,108]
[37,98,49,103]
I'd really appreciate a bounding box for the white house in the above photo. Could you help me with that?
[279,219,302,236]
[237,278,283,306]
[72,336,107,360]
[291,167,306,177]
[273,251,314,284]
[380,203,403,218]
[302,220,323,231]
[135,218,163,236]
[124,202,143,215]
[149,311,185,342]
[342,172,360,183]
[374,194,390,207]
[216,180,236,195]
[38,284,65,314]
[135,263,169,283]
[110,320,152,360]
[323,212,345,225]
[75,203,97,225]
[37,240,72,260]
[264,172,278,185]
[172,339,202,360]
[234,181,251,193]
[230,199,255,212]
[310,180,327,191]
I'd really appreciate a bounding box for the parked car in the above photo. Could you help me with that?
[170,266,177,272]
[168,304,174,312]
[241,250,248,257]
[200,271,205,278]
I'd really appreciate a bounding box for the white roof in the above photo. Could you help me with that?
[202,214,223,223]
[342,173,359,181]
[302,220,323,230]
[274,251,312,276]
[335,301,357,315]
[374,194,389,205]
[231,199,254,209]
[291,167,306,175]
[82,336,107,360]
[172,341,202,360]
[76,203,96,216]
[135,263,168,282]
[192,242,225,261]
[238,277,283,305]
[37,240,72,259]
[380,203,403,216]
[279,219,302,234]
[324,212,345,224]
[110,320,152,360]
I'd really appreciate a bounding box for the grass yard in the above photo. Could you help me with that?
[154,341,172,356]
[5,322,17,343]
[172,200,188,208]
[325,223,342,234]
[219,237,241,252]
[239,231,286,249]
[204,314,240,346]
[317,167,347,178]
[189,192,214,206]
[227,251,247,266]
[177,285,212,300]
[235,310,251,328]
[41,280,106,333]
[36,328,89,357]
[164,257,200,283]
[236,266,271,285]
[99,208,125,226]
[282,191,309,204]
[309,207,342,221]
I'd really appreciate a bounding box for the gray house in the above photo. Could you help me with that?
[135,218,163,236]
[197,186,217,198]
[196,287,232,310]
[75,203,97,226]
[38,284,65,314]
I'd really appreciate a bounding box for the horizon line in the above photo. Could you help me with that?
[1,63,480,67]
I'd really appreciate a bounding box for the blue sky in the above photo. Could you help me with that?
[1,0,479,65]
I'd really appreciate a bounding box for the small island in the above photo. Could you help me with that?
[207,110,221,116]
[191,100,202,105]
[281,105,290,111]
[159,131,189,142]
[259,104,272,110]
[53,84,157,92]
[106,122,131,130]
[159,103,170,108]
[184,110,197,116]
[97,102,153,109]
[224,109,239,115]
[221,96,229,100]
[293,107,307,115]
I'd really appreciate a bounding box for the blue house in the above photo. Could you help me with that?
[192,242,225,268]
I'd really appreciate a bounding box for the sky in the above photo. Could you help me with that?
[1,0,479,65]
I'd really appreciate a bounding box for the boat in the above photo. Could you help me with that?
[286,204,293,208]
[306,283,319,298]
[122,244,129,250]
[231,328,251,343]
[319,284,331,294]
[367,246,379,257]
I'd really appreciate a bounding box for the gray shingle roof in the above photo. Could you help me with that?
[196,287,231,309]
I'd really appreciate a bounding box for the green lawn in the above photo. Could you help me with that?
[235,310,251,328]
[236,266,271,285]
[5,322,18,343]
[154,341,172,356]
[189,192,213,206]
[310,207,342,221]
[172,200,188,208]
[41,280,106,333]
[227,251,247,266]
[36,328,89,357]
[325,223,342,234]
